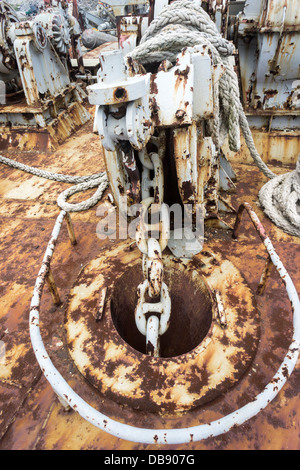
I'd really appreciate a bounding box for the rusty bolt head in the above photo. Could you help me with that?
[175,109,186,120]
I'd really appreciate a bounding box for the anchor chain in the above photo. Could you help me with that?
[135,238,171,357]
[139,131,166,205]
[134,133,171,357]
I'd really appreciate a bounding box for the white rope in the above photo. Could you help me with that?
[56,174,108,212]
[127,0,299,237]
[0,155,108,212]
[259,157,300,237]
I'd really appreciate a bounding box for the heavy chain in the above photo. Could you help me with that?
[139,133,165,205]
[134,133,171,357]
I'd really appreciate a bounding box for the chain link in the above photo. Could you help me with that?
[133,133,171,357]
[142,238,163,298]
[135,279,171,336]
[135,197,170,255]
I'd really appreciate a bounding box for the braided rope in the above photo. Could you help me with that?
[56,174,108,212]
[259,158,300,237]
[0,155,104,184]
[0,155,108,212]
[140,0,219,43]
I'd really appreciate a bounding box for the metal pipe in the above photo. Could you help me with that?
[29,206,300,444]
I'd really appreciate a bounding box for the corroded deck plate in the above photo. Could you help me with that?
[65,241,260,414]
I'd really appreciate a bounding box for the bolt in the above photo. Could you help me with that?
[175,109,186,120]
[114,125,123,136]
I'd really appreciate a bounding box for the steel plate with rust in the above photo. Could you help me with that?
[65,241,260,414]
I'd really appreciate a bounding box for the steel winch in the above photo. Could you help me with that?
[88,46,235,226]
[82,45,240,363]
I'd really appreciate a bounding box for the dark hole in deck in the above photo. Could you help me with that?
[111,263,213,358]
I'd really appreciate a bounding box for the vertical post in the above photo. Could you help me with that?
[257,255,274,295]
[146,315,160,357]
[65,212,77,245]
[46,268,61,306]
[56,393,71,412]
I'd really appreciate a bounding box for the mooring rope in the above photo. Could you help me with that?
[0,155,108,212]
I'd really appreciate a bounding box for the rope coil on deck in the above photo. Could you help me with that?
[259,156,300,238]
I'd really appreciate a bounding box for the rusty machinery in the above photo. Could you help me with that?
[26,0,300,445]
[84,1,256,372]
[87,1,241,247]
[116,0,300,155]
[0,0,89,150]
[90,0,300,234]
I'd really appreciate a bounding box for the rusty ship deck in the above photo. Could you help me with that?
[0,98,299,450]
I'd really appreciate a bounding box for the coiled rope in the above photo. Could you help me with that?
[258,157,300,238]
[0,0,299,234]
